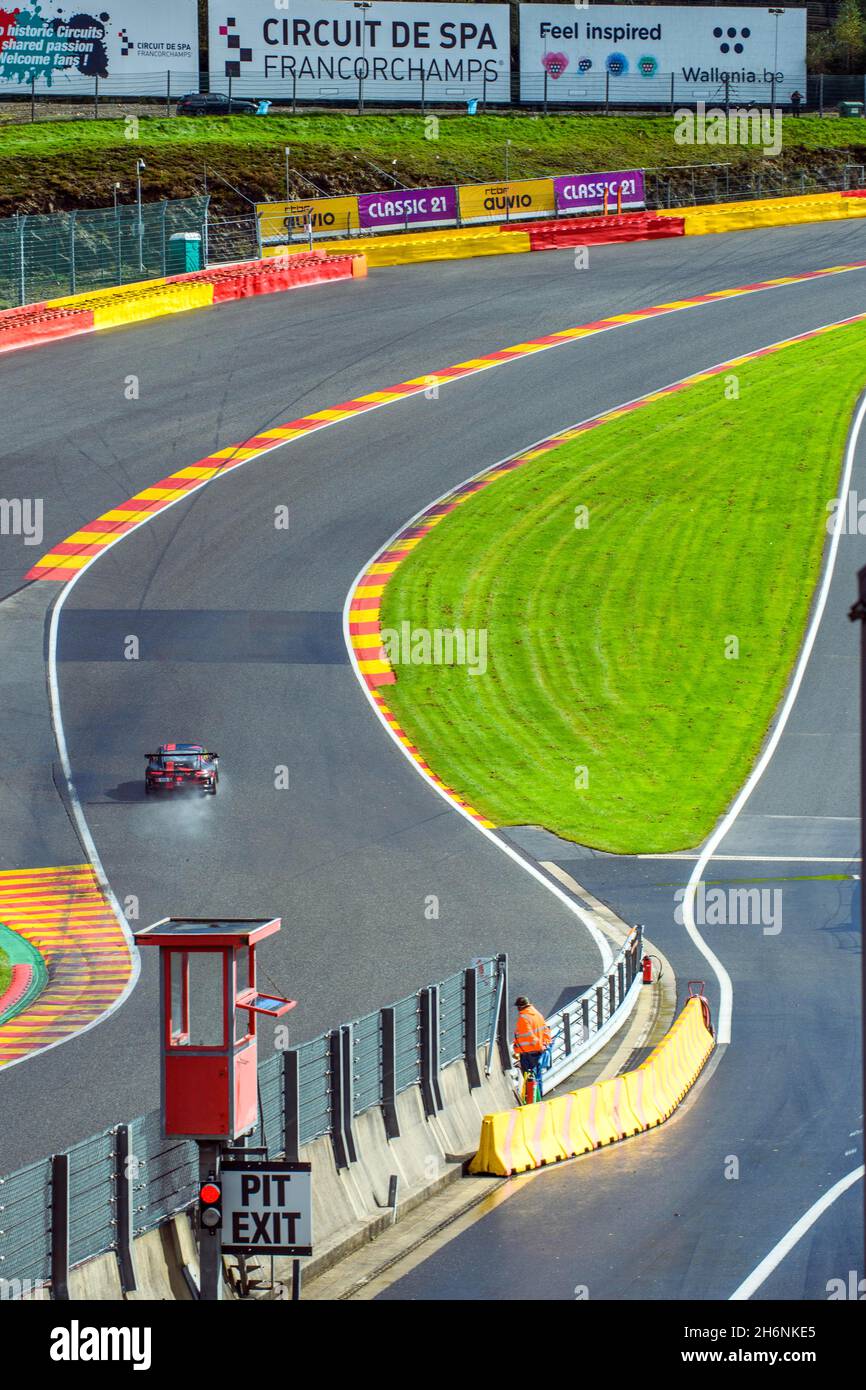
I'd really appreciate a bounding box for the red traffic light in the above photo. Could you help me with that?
[200,1181,220,1204]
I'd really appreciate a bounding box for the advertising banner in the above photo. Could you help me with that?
[209,2,511,103]
[0,0,198,93]
[458,178,556,224]
[257,196,360,241]
[554,169,645,214]
[519,4,807,104]
[358,186,458,232]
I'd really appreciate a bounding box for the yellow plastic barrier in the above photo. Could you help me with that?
[657,191,866,237]
[265,227,532,267]
[469,996,715,1176]
[89,282,215,329]
[46,275,169,310]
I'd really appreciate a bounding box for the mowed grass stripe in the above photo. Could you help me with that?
[380,321,866,853]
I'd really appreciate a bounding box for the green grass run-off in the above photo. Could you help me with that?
[380,318,866,854]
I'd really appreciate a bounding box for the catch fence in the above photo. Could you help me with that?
[0,196,210,310]
[3,69,866,118]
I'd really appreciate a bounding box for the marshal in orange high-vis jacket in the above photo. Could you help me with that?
[513,997,552,1073]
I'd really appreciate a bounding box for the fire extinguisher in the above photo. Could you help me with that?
[642,955,653,984]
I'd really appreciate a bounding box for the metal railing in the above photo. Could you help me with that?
[542,927,644,1092]
[0,196,210,310]
[0,953,505,1295]
[4,69,866,118]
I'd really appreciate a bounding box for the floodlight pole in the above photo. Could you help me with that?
[198,1140,223,1301]
[848,564,866,1267]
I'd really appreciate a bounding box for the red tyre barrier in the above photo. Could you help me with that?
[0,254,365,356]
[509,213,685,252]
[0,305,95,353]
[206,254,363,304]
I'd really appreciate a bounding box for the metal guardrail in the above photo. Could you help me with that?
[0,954,505,1295]
[540,926,644,1093]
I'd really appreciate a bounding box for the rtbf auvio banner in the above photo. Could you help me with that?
[209,1,511,102]
[0,1,198,91]
[519,4,807,103]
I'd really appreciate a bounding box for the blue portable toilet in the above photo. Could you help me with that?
[256,99,272,116]
[467,98,478,115]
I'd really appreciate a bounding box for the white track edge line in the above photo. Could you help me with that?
[342,504,616,972]
[682,387,866,1046]
[728,1165,865,1300]
[342,313,866,1024]
[26,273,865,1062]
[0,580,144,1073]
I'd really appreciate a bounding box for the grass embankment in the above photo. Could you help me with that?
[1,112,866,217]
[0,946,10,1000]
[380,320,866,853]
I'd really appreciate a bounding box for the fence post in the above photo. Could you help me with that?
[93,74,99,119]
[380,1006,401,1139]
[581,998,589,1043]
[160,200,168,276]
[292,69,297,114]
[562,1009,572,1062]
[608,974,616,1015]
[50,1153,70,1301]
[166,69,171,117]
[69,209,77,295]
[819,72,824,118]
[421,66,425,117]
[17,214,26,307]
[596,984,604,1030]
[495,952,510,1070]
[341,1024,357,1164]
[482,68,487,113]
[419,986,443,1118]
[617,959,625,1002]
[328,1028,350,1170]
[114,1125,138,1294]
[724,75,730,116]
[670,71,675,115]
[605,70,610,114]
[463,967,482,1089]
[283,1050,300,1160]
[543,69,548,115]
[30,74,36,123]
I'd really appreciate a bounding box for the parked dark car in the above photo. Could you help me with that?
[176,92,259,116]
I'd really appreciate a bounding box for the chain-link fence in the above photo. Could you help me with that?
[645,161,866,209]
[0,195,210,310]
[4,67,866,119]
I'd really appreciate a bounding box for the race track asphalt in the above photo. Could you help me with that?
[0,219,863,1306]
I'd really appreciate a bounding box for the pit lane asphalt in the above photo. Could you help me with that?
[0,220,863,1255]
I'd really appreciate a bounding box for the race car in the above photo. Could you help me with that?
[144,743,219,796]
